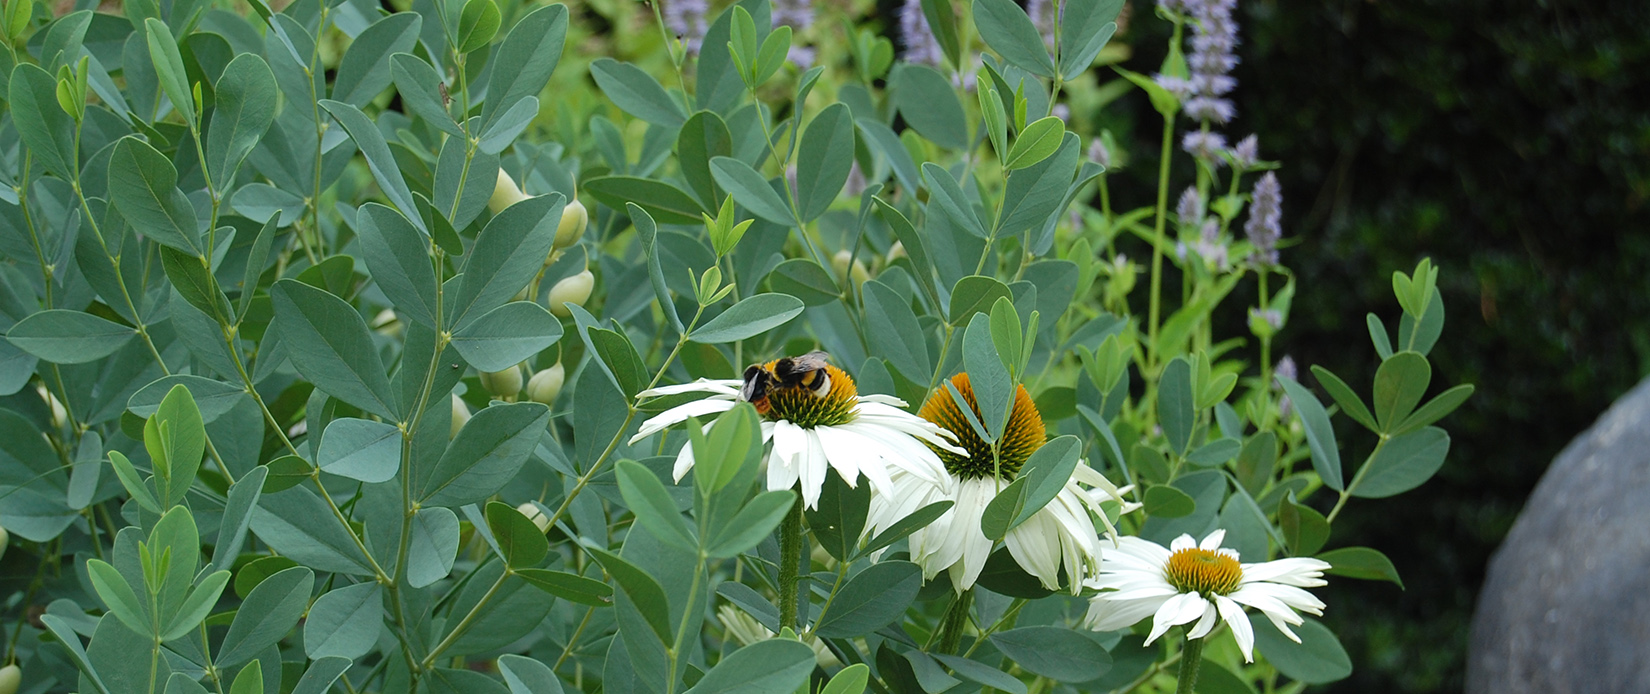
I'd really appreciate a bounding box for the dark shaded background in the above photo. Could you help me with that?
[1101,0,1650,690]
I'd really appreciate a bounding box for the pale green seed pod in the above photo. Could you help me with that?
[488,169,528,215]
[547,270,594,318]
[479,365,524,398]
[527,363,566,404]
[0,663,19,694]
[450,394,471,439]
[555,199,588,249]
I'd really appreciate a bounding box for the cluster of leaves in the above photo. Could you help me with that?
[0,0,1471,692]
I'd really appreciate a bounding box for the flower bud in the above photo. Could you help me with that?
[886,241,907,262]
[527,363,566,404]
[488,169,528,215]
[555,199,587,249]
[547,270,594,318]
[831,250,870,288]
[517,501,551,533]
[0,663,18,694]
[371,308,403,339]
[450,394,471,439]
[479,365,524,398]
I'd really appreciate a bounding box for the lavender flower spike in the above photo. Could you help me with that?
[1245,172,1283,266]
[900,0,946,67]
[1181,131,1228,165]
[1231,135,1259,169]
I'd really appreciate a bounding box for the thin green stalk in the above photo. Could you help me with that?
[1146,110,1176,371]
[1327,435,1388,523]
[665,558,707,694]
[778,492,803,630]
[929,589,973,654]
[421,567,510,668]
[806,559,851,637]
[555,606,597,669]
[1173,635,1204,694]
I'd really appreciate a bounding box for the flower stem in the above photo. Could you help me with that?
[931,589,974,654]
[1174,634,1205,694]
[778,489,803,631]
[1147,110,1177,372]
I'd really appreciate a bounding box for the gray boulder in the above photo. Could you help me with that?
[1467,378,1650,693]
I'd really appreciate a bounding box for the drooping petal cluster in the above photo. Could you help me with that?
[1083,530,1330,662]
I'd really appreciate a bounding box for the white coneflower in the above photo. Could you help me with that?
[630,359,962,510]
[1082,530,1331,662]
[866,373,1135,594]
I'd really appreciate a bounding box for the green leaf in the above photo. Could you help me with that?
[334,12,420,106]
[589,327,646,398]
[1113,66,1178,116]
[1143,485,1195,518]
[587,547,674,647]
[922,162,987,239]
[450,193,565,330]
[8,309,135,364]
[1372,351,1431,433]
[1252,617,1352,684]
[1003,116,1064,170]
[862,280,931,383]
[677,111,733,209]
[391,53,462,136]
[796,103,856,221]
[1317,546,1403,588]
[258,456,311,494]
[270,280,398,420]
[616,459,697,551]
[206,53,277,186]
[161,570,228,641]
[691,293,805,343]
[706,489,793,558]
[918,0,961,69]
[355,203,438,327]
[972,0,1055,77]
[478,96,537,154]
[820,664,870,694]
[1194,660,1257,694]
[320,100,424,234]
[948,275,1013,325]
[144,18,194,123]
[315,417,400,483]
[815,560,922,638]
[998,133,1079,239]
[289,657,352,694]
[406,507,460,588]
[210,466,266,575]
[519,568,614,606]
[145,384,206,508]
[688,639,815,694]
[454,0,499,53]
[1157,356,1195,455]
[107,136,201,254]
[250,486,372,574]
[8,63,76,179]
[962,313,1013,440]
[1354,427,1450,499]
[423,402,551,507]
[87,559,149,636]
[485,500,550,568]
[857,500,953,559]
[1276,376,1343,490]
[1059,0,1123,80]
[1186,438,1241,467]
[218,566,313,667]
[804,471,870,562]
[894,65,968,150]
[452,301,563,373]
[1310,365,1377,432]
[1397,287,1445,356]
[1394,383,1474,435]
[708,156,793,225]
[989,626,1111,682]
[591,58,687,127]
[161,245,233,323]
[984,435,1081,539]
[229,661,264,694]
[481,3,566,129]
[1367,313,1393,360]
[585,175,705,225]
[499,654,566,694]
[932,654,1026,694]
[767,258,840,306]
[1279,495,1329,556]
[107,450,161,513]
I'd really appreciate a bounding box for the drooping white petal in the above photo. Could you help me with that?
[1239,558,1331,587]
[1005,511,1063,591]
[1145,592,1210,646]
[1186,601,1220,639]
[631,396,738,443]
[1214,595,1256,662]
[1085,595,1169,633]
[636,378,743,398]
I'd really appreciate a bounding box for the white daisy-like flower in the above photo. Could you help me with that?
[865,373,1137,594]
[715,604,840,668]
[628,358,962,510]
[1081,529,1331,662]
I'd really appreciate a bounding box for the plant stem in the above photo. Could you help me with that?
[778,490,803,630]
[1147,110,1177,372]
[929,589,973,654]
[1174,634,1205,694]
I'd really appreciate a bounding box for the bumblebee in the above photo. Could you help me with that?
[740,351,832,416]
